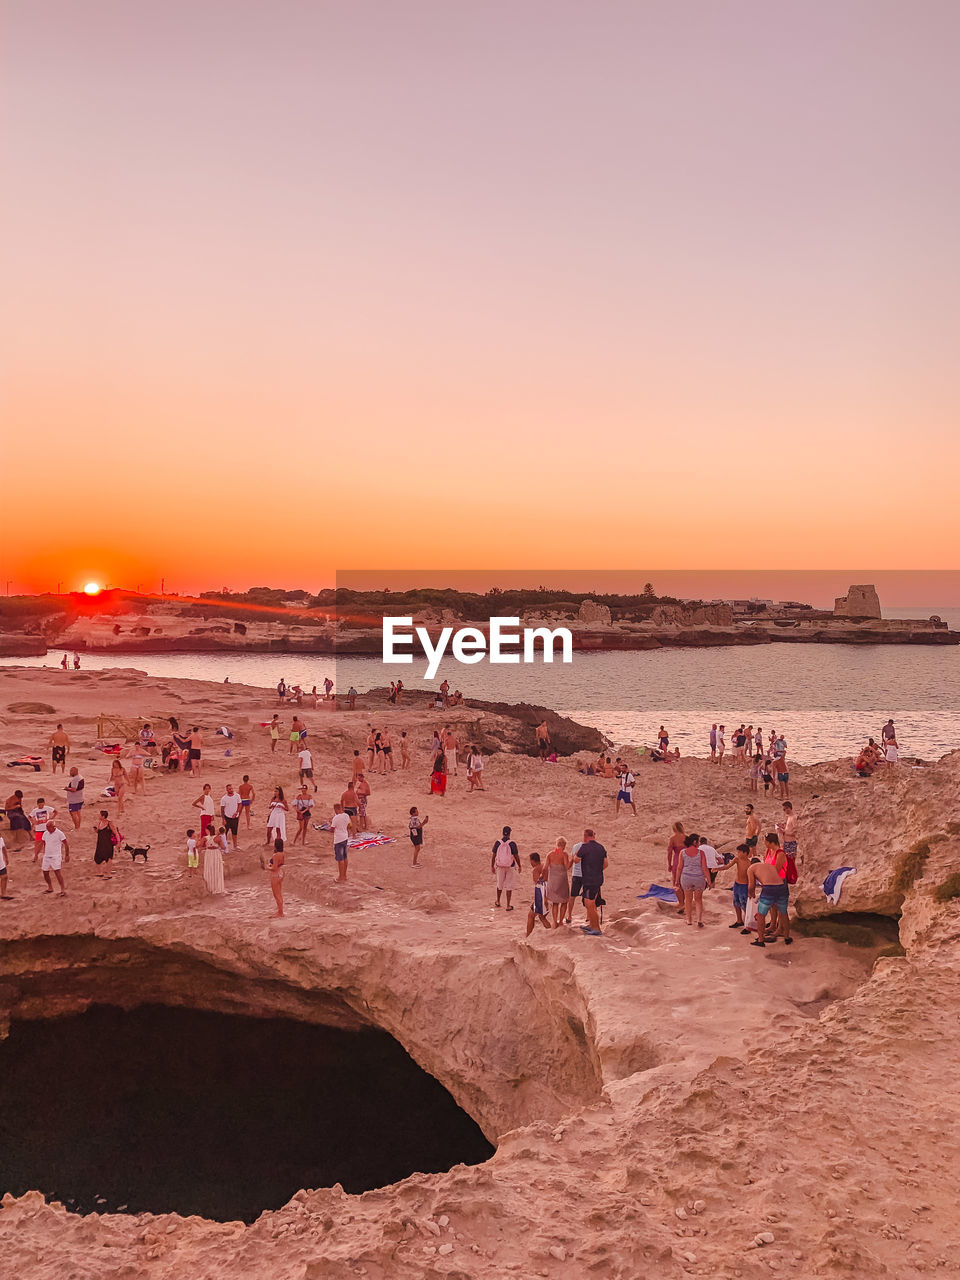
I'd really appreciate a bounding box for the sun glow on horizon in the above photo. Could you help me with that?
[83,581,102,596]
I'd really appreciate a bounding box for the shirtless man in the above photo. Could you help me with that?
[48,724,70,774]
[744,803,762,855]
[535,721,551,761]
[716,842,752,930]
[340,781,360,832]
[365,728,377,772]
[380,729,395,774]
[400,731,410,770]
[352,749,366,782]
[239,775,256,828]
[188,726,203,777]
[443,726,459,776]
[777,801,799,880]
[775,744,790,799]
[745,836,789,946]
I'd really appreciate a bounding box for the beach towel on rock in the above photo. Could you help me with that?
[823,867,857,905]
[348,833,395,850]
[7,755,43,771]
[637,884,681,903]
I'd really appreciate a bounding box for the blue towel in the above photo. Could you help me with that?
[823,867,857,904]
[637,884,681,902]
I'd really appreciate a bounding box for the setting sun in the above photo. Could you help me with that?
[83,581,102,596]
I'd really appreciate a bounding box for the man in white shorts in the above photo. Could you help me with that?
[35,820,69,896]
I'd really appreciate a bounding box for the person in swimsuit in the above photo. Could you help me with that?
[380,729,394,774]
[262,837,285,917]
[709,724,717,760]
[525,854,552,936]
[749,752,762,792]
[355,773,371,829]
[109,759,127,815]
[543,838,571,927]
[761,833,791,941]
[715,843,752,931]
[268,716,282,753]
[289,716,306,754]
[777,801,799,883]
[400,732,410,770]
[666,821,686,913]
[49,724,70,774]
[340,782,359,830]
[188,727,203,777]
[675,833,709,928]
[239,776,255,827]
[748,854,792,947]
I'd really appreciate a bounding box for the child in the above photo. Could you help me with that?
[525,853,552,937]
[217,825,230,857]
[749,752,762,793]
[408,806,429,866]
[186,828,199,876]
[715,842,751,931]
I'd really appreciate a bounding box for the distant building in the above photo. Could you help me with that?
[834,584,881,619]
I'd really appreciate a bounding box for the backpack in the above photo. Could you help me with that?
[495,840,515,867]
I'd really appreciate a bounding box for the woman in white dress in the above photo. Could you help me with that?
[266,786,288,845]
[202,830,225,895]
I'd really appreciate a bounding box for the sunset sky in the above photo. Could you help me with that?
[2,1,959,596]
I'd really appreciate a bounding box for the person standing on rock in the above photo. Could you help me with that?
[292,785,314,846]
[408,806,429,866]
[188,726,203,777]
[777,802,799,884]
[239,776,256,828]
[525,853,551,936]
[467,745,485,791]
[430,748,447,797]
[193,783,215,838]
[709,724,718,760]
[331,803,350,881]
[268,715,283,753]
[48,723,70,774]
[219,784,242,850]
[202,826,225,895]
[94,810,118,876]
[355,772,371,829]
[574,828,607,935]
[266,786,288,845]
[535,721,551,761]
[36,820,69,896]
[748,854,790,947]
[543,837,570,927]
[65,767,85,828]
[261,837,285,917]
[716,725,726,764]
[442,726,459,775]
[492,826,521,910]
[400,732,411,770]
[666,821,686,914]
[615,766,636,816]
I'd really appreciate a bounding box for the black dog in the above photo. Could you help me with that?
[123,843,150,863]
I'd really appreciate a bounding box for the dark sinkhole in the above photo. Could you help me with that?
[0,1003,494,1222]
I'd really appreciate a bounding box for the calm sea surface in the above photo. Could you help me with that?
[6,608,959,764]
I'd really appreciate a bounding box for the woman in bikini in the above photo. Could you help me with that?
[261,837,286,917]
[109,759,127,816]
[666,821,686,914]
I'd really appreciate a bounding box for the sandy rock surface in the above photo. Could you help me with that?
[1,665,958,1279]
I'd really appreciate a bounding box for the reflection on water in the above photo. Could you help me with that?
[5,611,959,765]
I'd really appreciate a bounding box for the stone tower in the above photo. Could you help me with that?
[834,584,881,619]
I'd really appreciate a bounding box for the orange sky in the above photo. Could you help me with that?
[2,1,959,596]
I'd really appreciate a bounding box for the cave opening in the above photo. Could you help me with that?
[0,1003,495,1223]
